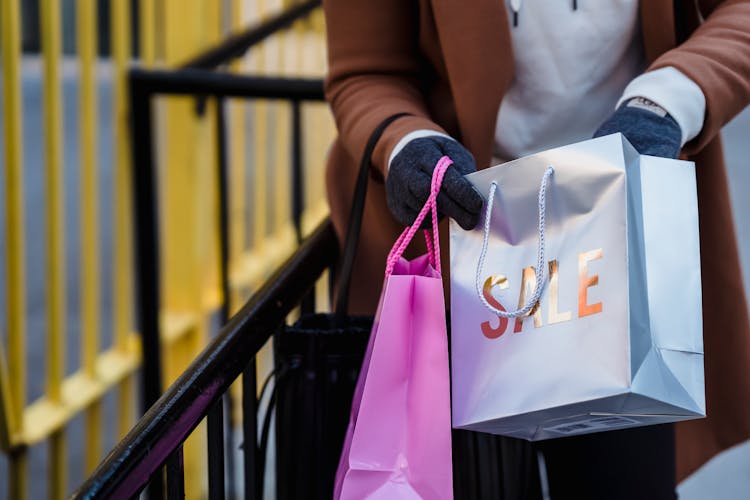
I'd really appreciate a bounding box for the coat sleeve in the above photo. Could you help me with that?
[323,0,446,176]
[650,0,750,155]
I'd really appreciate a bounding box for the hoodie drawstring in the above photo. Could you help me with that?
[510,0,579,27]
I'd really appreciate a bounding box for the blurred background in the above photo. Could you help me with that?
[1,1,334,498]
[0,0,748,498]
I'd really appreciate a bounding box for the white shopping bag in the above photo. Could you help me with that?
[449,134,705,440]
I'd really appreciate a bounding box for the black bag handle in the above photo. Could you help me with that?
[334,113,412,318]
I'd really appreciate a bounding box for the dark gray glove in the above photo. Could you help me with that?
[594,97,682,158]
[386,136,483,230]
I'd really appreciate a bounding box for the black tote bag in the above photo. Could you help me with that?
[271,113,408,500]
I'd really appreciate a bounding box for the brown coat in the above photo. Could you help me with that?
[323,0,750,481]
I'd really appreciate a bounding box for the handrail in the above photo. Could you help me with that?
[180,0,322,69]
[72,220,338,499]
[129,67,325,100]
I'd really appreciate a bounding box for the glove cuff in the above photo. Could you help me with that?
[388,130,456,172]
[372,116,448,179]
[616,66,706,146]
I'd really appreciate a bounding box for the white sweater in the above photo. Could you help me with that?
[389,0,705,167]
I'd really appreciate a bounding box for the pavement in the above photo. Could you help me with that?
[0,59,748,498]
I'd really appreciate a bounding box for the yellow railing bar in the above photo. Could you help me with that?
[0,339,16,450]
[140,0,157,66]
[271,30,296,263]
[299,25,330,236]
[229,0,247,312]
[196,97,221,310]
[22,339,141,446]
[111,0,133,356]
[41,0,68,496]
[1,0,26,438]
[228,0,248,426]
[116,374,135,440]
[41,0,66,407]
[49,432,66,500]
[1,2,27,497]
[112,0,136,439]
[78,0,99,405]
[78,0,103,475]
[300,32,315,232]
[251,0,282,269]
[306,16,334,307]
[253,120,269,253]
[10,452,28,500]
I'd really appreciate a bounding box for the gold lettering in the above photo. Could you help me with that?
[578,249,603,317]
[513,266,543,333]
[481,275,509,338]
[547,260,572,324]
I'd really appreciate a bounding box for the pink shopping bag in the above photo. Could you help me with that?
[334,156,454,499]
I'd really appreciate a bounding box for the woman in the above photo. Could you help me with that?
[323,1,750,497]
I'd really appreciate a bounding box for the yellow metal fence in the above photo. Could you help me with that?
[0,0,333,498]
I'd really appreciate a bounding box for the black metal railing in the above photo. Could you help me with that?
[72,221,337,499]
[73,1,331,498]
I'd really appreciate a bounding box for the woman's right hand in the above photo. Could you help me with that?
[385,136,484,230]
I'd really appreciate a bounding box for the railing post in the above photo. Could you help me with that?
[243,361,260,499]
[129,72,166,500]
[129,74,163,418]
[166,447,185,499]
[208,96,230,499]
[291,99,303,244]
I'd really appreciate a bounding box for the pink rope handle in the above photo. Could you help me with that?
[423,156,446,270]
[385,156,453,277]
[424,229,435,268]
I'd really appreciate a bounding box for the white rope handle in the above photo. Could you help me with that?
[475,166,554,318]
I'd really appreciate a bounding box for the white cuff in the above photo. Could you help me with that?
[617,66,706,146]
[387,129,455,171]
